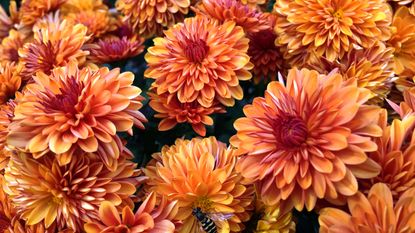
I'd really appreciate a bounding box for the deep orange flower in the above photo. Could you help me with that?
[145,16,253,108]
[275,0,392,62]
[61,0,107,12]
[389,6,415,74]
[306,42,395,104]
[7,62,147,170]
[232,68,382,211]
[4,149,144,231]
[0,62,21,105]
[0,100,16,171]
[194,0,270,33]
[85,36,145,64]
[115,0,191,38]
[144,137,255,232]
[19,14,89,80]
[149,91,226,136]
[0,30,28,64]
[319,183,415,232]
[19,0,67,26]
[84,192,178,233]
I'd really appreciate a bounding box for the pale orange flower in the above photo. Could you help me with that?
[0,30,28,64]
[116,0,191,38]
[144,137,255,232]
[84,192,178,233]
[275,0,392,62]
[149,91,226,136]
[0,62,21,105]
[319,183,415,232]
[19,0,67,26]
[194,0,270,33]
[232,68,382,211]
[4,149,144,232]
[7,62,147,170]
[19,14,89,80]
[145,16,253,108]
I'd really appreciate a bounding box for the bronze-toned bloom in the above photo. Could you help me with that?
[319,183,415,233]
[19,0,67,26]
[0,100,16,171]
[232,68,383,211]
[84,193,178,233]
[275,0,392,62]
[85,36,145,64]
[0,30,28,64]
[7,62,147,170]
[145,16,253,108]
[4,149,144,232]
[144,137,255,233]
[149,91,226,136]
[0,62,21,105]
[19,14,89,80]
[116,0,191,38]
[194,0,270,33]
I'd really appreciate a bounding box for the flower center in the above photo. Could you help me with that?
[333,10,344,20]
[184,39,209,63]
[273,114,307,148]
[193,196,213,213]
[251,29,277,50]
[0,215,10,232]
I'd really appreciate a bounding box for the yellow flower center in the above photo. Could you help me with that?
[333,10,344,20]
[52,195,63,205]
[193,196,213,213]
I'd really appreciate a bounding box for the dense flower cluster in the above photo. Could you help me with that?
[1,0,415,232]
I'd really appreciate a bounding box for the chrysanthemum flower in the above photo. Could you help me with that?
[0,100,16,171]
[306,42,395,104]
[65,10,113,39]
[19,14,89,80]
[232,68,383,211]
[0,5,14,40]
[389,86,415,118]
[0,63,21,105]
[85,36,144,64]
[149,91,226,136]
[0,30,28,64]
[144,137,255,232]
[61,0,107,12]
[0,175,14,232]
[251,200,295,233]
[115,0,191,38]
[247,13,285,84]
[389,6,415,74]
[194,0,270,33]
[145,16,253,108]
[84,192,178,233]
[4,148,144,232]
[275,0,392,62]
[7,62,147,170]
[319,183,415,232]
[19,0,67,26]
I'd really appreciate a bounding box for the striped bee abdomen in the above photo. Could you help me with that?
[200,216,217,233]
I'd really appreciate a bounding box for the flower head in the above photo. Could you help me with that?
[144,137,255,232]
[145,16,253,108]
[0,4,14,40]
[84,192,178,233]
[275,0,392,62]
[0,63,21,105]
[232,68,383,211]
[0,100,16,171]
[0,30,28,64]
[19,0,67,26]
[7,62,147,170]
[319,183,415,233]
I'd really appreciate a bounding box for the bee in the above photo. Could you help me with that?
[192,207,233,233]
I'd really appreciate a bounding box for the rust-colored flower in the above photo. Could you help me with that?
[251,200,295,233]
[149,91,226,136]
[19,14,89,80]
[145,16,253,108]
[275,0,392,62]
[144,137,255,233]
[0,62,21,105]
[319,183,415,232]
[115,0,191,38]
[232,68,383,211]
[306,42,395,104]
[7,62,147,171]
[389,6,415,74]
[4,149,144,232]
[0,30,28,64]
[84,192,178,233]
[85,36,145,64]
[0,100,16,171]
[19,0,67,26]
[194,0,270,34]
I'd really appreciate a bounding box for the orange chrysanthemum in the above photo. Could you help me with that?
[115,0,191,38]
[194,0,270,33]
[389,6,415,74]
[145,16,253,108]
[251,200,295,233]
[149,91,226,136]
[0,175,14,232]
[19,14,89,80]
[0,100,16,171]
[0,30,28,64]
[275,0,392,62]
[306,42,395,104]
[19,0,67,26]
[0,63,21,105]
[232,68,383,211]
[7,62,147,170]
[4,149,144,231]
[85,36,145,64]
[319,183,415,232]
[84,192,178,233]
[144,137,255,233]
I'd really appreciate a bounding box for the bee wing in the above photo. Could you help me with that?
[206,212,234,221]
